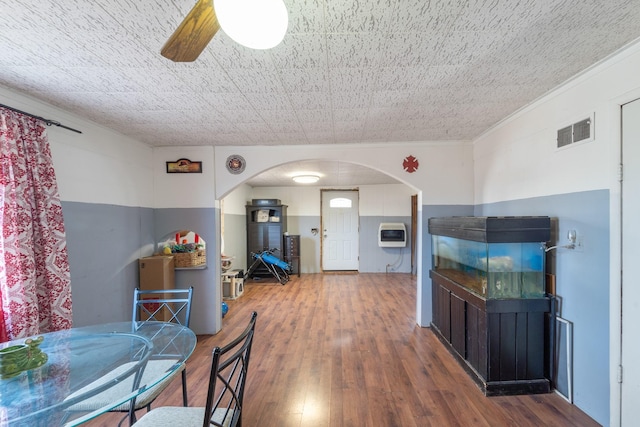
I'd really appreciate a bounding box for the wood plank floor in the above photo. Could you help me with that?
[86,273,600,427]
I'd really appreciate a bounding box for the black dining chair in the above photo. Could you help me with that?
[65,287,194,426]
[133,311,258,427]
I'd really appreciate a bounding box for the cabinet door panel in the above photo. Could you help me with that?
[451,293,466,356]
[499,312,517,380]
[266,224,283,252]
[438,285,451,342]
[466,303,479,370]
[525,311,545,378]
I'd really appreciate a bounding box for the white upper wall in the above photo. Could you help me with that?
[474,40,640,204]
[221,183,252,215]
[359,184,415,216]
[246,186,320,216]
[152,146,216,209]
[0,86,154,208]
[214,142,474,205]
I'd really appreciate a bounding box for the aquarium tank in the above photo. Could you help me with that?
[429,216,550,299]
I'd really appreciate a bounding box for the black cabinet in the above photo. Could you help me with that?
[283,234,300,276]
[431,270,550,395]
[246,203,287,278]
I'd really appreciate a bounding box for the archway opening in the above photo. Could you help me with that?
[216,159,426,326]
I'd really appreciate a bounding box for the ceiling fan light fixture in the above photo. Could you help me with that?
[214,0,288,50]
[292,174,320,184]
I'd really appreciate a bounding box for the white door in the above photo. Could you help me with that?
[321,190,359,271]
[621,98,640,424]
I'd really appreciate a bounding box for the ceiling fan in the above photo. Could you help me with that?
[160,0,288,63]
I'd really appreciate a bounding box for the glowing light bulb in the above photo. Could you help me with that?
[215,0,288,50]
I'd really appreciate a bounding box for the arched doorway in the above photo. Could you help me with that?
[216,158,425,326]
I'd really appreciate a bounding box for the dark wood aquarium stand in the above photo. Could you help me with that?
[430,270,551,396]
[428,216,552,396]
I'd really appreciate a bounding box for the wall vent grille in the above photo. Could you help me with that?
[557,115,594,148]
[557,126,573,148]
[573,118,591,142]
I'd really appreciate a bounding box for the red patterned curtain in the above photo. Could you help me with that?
[0,107,72,342]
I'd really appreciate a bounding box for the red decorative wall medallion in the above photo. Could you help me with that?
[403,155,419,173]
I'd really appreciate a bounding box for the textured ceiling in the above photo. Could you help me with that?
[1,1,640,186]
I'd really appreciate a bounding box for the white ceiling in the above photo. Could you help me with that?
[1,0,640,187]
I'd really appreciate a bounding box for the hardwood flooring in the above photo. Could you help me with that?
[86,273,599,427]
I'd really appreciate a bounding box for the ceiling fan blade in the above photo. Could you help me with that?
[161,0,220,62]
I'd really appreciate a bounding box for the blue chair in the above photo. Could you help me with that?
[66,287,194,426]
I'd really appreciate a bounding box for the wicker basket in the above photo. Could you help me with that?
[173,250,206,268]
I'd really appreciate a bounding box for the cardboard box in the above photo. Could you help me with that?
[139,256,175,290]
[138,256,175,321]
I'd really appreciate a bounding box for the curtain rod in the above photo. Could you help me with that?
[0,103,82,134]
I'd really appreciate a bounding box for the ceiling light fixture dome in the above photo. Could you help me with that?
[214,0,288,50]
[292,174,320,184]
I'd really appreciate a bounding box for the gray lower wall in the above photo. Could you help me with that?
[154,208,220,335]
[63,202,221,335]
[62,202,154,327]
[420,190,609,426]
[286,215,321,274]
[360,216,412,273]
[475,190,610,426]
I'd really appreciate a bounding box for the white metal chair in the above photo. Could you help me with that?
[66,287,194,426]
[133,311,258,427]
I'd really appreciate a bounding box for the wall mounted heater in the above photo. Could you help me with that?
[378,223,407,247]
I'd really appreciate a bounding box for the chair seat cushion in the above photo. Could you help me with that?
[133,407,233,427]
[65,359,183,412]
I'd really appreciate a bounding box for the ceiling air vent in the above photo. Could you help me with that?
[557,115,594,148]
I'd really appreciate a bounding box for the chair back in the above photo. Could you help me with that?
[133,287,194,326]
[203,311,258,427]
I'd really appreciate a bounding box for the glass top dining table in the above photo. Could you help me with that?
[0,321,197,426]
